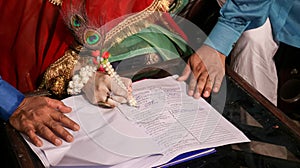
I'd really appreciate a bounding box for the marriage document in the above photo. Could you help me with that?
[24,75,250,168]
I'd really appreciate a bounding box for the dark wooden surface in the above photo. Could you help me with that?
[226,65,300,140]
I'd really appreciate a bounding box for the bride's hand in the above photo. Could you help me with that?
[82,72,132,107]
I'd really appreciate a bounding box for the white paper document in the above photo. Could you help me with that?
[24,75,250,168]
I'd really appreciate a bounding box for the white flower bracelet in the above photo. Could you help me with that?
[67,50,137,107]
[67,65,97,95]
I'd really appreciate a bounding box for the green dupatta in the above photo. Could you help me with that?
[108,24,193,63]
[107,0,192,64]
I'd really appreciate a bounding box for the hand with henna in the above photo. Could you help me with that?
[82,72,132,107]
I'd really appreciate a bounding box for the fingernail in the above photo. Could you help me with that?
[194,92,201,99]
[74,124,80,131]
[66,135,73,142]
[203,91,209,97]
[36,140,43,147]
[213,87,219,92]
[188,90,194,96]
[55,139,62,146]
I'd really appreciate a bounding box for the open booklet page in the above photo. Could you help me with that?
[23,75,250,168]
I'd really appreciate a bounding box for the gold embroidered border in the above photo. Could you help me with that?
[38,48,79,97]
[103,0,172,49]
[48,0,63,6]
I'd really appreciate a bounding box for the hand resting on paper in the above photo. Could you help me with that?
[82,72,133,108]
[178,45,226,99]
[9,96,80,147]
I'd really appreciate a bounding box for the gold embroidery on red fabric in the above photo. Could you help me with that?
[48,0,63,6]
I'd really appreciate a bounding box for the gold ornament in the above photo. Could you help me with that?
[38,48,79,98]
[48,0,63,6]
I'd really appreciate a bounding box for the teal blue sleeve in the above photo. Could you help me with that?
[204,0,272,56]
[0,76,25,121]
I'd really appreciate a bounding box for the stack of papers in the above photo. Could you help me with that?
[23,75,250,167]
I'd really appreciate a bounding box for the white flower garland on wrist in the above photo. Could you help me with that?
[67,50,137,107]
[67,65,96,95]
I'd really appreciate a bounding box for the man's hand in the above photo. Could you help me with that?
[177,45,226,98]
[9,96,80,147]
